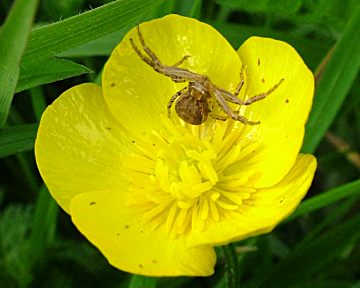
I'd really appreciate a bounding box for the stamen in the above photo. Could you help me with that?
[124,116,259,236]
[209,199,219,221]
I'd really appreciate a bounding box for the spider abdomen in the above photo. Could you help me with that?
[175,93,208,125]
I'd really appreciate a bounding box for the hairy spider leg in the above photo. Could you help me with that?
[130,26,197,83]
[218,65,245,100]
[242,78,285,105]
[209,113,227,121]
[221,77,285,106]
[205,97,227,121]
[234,64,246,96]
[129,38,155,67]
[172,55,191,67]
[167,87,188,116]
[135,25,162,66]
[213,89,260,125]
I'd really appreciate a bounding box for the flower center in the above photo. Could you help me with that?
[124,115,260,237]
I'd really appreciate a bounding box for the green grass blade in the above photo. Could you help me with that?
[252,212,360,288]
[302,3,360,153]
[129,275,157,288]
[30,86,47,122]
[189,0,202,18]
[22,0,163,61]
[286,179,360,222]
[210,21,329,70]
[16,58,92,93]
[299,195,359,244]
[30,185,59,264]
[58,29,127,58]
[222,244,240,288]
[15,0,163,91]
[0,0,39,127]
[0,124,38,158]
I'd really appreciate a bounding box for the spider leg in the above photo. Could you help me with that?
[167,87,188,116]
[209,113,227,121]
[242,78,284,105]
[172,55,191,67]
[136,25,162,66]
[207,99,227,121]
[234,64,246,96]
[213,90,260,125]
[171,77,187,83]
[221,77,285,106]
[129,38,154,67]
[218,65,246,105]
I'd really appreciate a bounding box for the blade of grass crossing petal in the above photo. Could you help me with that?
[302,3,360,153]
[285,179,360,222]
[0,0,39,127]
[0,124,38,158]
[129,275,157,288]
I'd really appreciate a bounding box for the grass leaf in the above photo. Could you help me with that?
[30,186,59,264]
[286,179,360,222]
[16,58,92,93]
[0,124,38,158]
[0,0,39,127]
[129,275,157,288]
[251,212,360,288]
[302,3,360,153]
[16,0,164,91]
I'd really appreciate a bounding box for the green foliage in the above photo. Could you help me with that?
[0,0,360,287]
[0,0,39,127]
[17,0,164,92]
[303,3,360,153]
[129,275,157,288]
[0,205,34,287]
[0,124,38,158]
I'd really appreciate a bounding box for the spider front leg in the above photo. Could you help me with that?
[167,87,188,116]
[241,78,284,105]
[135,25,162,66]
[172,55,191,67]
[129,25,167,74]
[221,77,284,106]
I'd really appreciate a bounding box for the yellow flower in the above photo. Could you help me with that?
[35,14,317,276]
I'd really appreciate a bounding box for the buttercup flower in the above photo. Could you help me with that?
[35,14,316,276]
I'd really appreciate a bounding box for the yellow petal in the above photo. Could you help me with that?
[189,154,317,246]
[237,37,314,187]
[70,190,216,276]
[35,83,132,213]
[103,14,242,137]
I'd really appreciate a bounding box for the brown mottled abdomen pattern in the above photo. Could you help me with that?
[175,94,208,125]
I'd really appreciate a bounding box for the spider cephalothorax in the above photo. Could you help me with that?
[130,26,284,125]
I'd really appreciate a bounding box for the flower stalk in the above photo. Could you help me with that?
[222,243,240,288]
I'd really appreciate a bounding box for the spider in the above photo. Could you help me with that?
[129,26,284,125]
